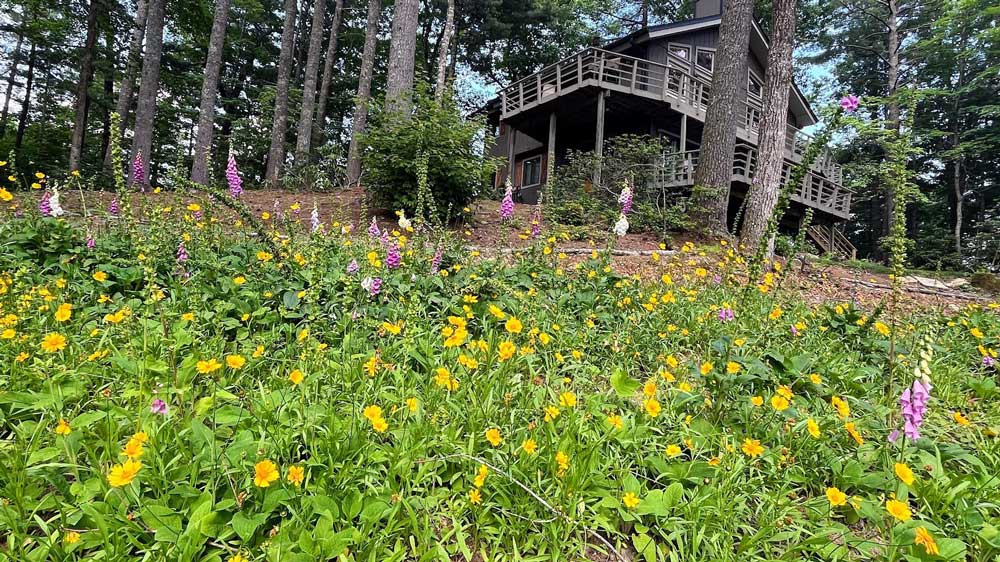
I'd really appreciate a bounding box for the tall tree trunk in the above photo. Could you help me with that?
[689,0,754,235]
[951,25,968,259]
[129,0,166,188]
[314,0,346,145]
[875,0,901,262]
[384,0,419,114]
[265,0,298,186]
[738,0,796,250]
[70,0,102,172]
[99,26,115,163]
[293,0,326,162]
[434,0,455,101]
[0,30,23,139]
[191,0,233,183]
[105,0,150,168]
[15,43,36,150]
[346,0,381,186]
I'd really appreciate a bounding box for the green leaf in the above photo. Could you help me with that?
[611,368,640,397]
[231,511,268,542]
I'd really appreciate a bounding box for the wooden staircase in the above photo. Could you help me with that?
[807,225,856,260]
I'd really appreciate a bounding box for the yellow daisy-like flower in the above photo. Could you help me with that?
[226,354,246,369]
[504,316,523,334]
[54,303,72,322]
[665,444,682,457]
[622,492,640,509]
[196,358,222,374]
[770,395,790,412]
[825,487,847,506]
[643,398,662,418]
[41,333,67,353]
[914,527,939,555]
[55,419,72,435]
[740,438,764,458]
[726,361,741,374]
[93,271,108,282]
[107,459,142,487]
[122,437,144,459]
[253,459,279,488]
[750,396,764,407]
[700,361,714,375]
[469,488,482,504]
[287,465,305,487]
[807,418,821,438]
[885,499,911,521]
[521,438,537,455]
[953,411,971,426]
[894,462,915,486]
[289,369,304,385]
[607,414,623,429]
[485,427,503,447]
[497,341,516,361]
[558,391,577,408]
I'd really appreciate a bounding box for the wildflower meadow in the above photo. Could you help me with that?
[1,180,999,561]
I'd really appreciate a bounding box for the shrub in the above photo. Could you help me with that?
[362,84,500,221]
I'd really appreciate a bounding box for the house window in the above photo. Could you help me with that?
[695,48,714,72]
[522,156,542,187]
[748,71,763,98]
[667,43,691,62]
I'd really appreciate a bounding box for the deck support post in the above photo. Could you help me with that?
[506,123,516,188]
[594,91,606,188]
[547,112,557,195]
[679,113,687,153]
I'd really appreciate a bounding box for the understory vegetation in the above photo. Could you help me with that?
[1,189,998,561]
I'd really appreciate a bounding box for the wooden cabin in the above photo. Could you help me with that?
[480,0,855,258]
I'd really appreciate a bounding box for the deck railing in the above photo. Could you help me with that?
[651,146,851,219]
[500,47,844,187]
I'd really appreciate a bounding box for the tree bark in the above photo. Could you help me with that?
[129,0,167,188]
[69,0,102,172]
[265,0,298,186]
[434,0,455,101]
[346,0,381,186]
[99,26,115,163]
[293,0,326,162]
[739,0,796,249]
[874,0,901,262]
[0,30,23,139]
[105,0,150,168]
[951,23,968,259]
[689,0,755,235]
[313,0,345,145]
[385,0,419,114]
[14,43,36,149]
[190,0,233,183]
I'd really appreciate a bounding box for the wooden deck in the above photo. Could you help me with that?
[499,47,852,219]
[652,146,850,219]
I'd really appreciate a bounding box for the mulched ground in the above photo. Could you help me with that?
[8,187,996,312]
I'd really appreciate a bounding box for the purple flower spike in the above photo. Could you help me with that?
[899,379,932,440]
[499,180,514,220]
[226,154,243,198]
[983,356,995,368]
[618,184,633,215]
[840,95,860,113]
[368,217,381,239]
[38,191,52,216]
[176,242,189,263]
[347,259,359,274]
[87,237,96,249]
[131,151,145,188]
[717,308,734,322]
[109,198,120,217]
[430,246,443,274]
[150,398,168,415]
[385,244,401,269]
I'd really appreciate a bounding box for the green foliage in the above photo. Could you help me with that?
[0,195,998,561]
[549,135,688,235]
[362,85,499,220]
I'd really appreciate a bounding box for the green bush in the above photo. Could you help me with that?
[362,84,499,220]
